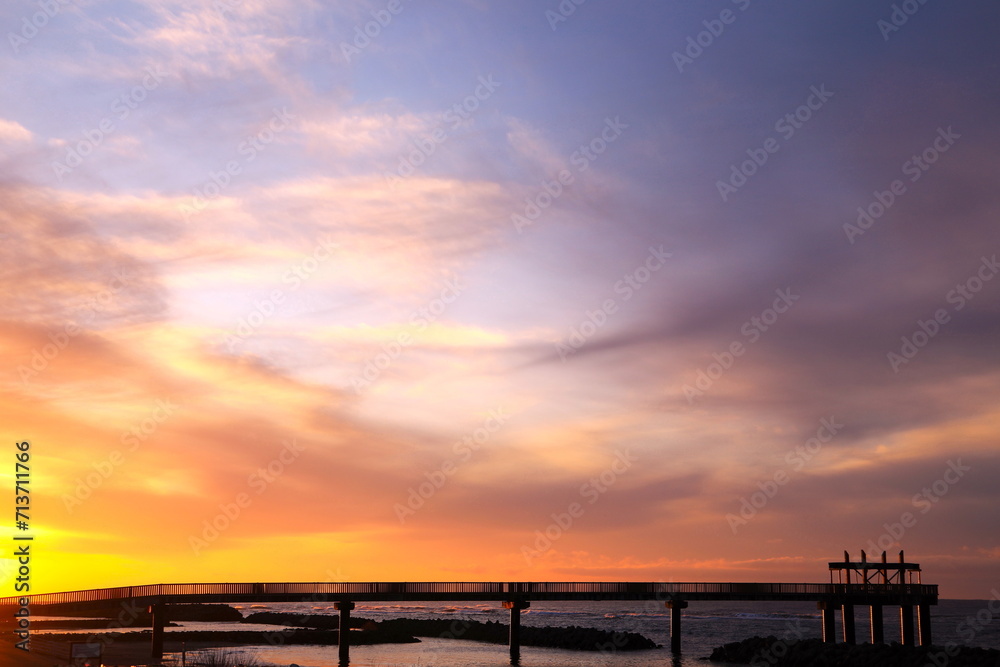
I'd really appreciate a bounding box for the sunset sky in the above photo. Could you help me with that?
[1,1,998,600]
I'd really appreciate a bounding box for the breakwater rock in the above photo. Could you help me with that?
[708,635,1000,666]
[169,604,246,622]
[243,611,370,630]
[376,618,659,651]
[243,612,659,651]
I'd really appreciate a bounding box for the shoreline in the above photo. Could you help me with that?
[709,635,1000,667]
[10,600,1000,666]
[1,635,304,667]
[4,613,661,666]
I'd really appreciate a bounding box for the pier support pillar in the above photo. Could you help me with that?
[666,599,688,654]
[819,602,836,643]
[335,601,355,664]
[900,605,915,645]
[841,603,856,644]
[917,603,932,646]
[503,600,530,664]
[149,602,165,663]
[869,605,884,644]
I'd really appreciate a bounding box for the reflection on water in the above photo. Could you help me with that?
[90,599,999,667]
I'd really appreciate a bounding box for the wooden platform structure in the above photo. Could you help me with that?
[824,549,930,647]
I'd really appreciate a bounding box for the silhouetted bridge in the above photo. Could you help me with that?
[1,553,939,663]
[1,582,939,663]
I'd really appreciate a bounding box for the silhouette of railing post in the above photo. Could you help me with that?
[503,599,529,663]
[335,600,355,664]
[840,550,856,644]
[841,602,856,644]
[665,599,688,654]
[918,602,933,646]
[149,600,165,662]
[818,601,836,642]
[900,605,915,645]
[870,604,884,644]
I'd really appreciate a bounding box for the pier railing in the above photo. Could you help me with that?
[0,580,939,607]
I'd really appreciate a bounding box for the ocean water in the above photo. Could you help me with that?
[153,599,1000,667]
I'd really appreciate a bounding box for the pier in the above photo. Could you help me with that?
[0,551,937,664]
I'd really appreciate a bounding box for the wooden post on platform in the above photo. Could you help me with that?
[666,599,688,654]
[841,602,856,644]
[918,603,933,646]
[150,602,165,663]
[900,605,915,645]
[870,605,884,644]
[503,600,530,664]
[335,601,355,664]
[818,601,836,643]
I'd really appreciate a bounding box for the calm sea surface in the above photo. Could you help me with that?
[46,598,1000,667]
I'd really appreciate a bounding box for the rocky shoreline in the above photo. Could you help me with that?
[708,635,1000,667]
[21,608,660,655]
[242,611,660,651]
